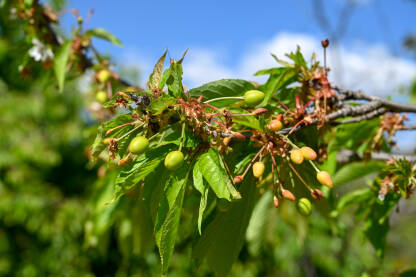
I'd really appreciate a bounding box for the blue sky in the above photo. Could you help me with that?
[64,0,416,61]
[62,0,416,150]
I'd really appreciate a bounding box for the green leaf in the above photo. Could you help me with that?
[254,67,286,76]
[85,28,123,46]
[193,161,209,234]
[151,122,200,148]
[271,53,294,68]
[246,191,272,256]
[333,161,385,186]
[230,108,261,129]
[53,40,71,92]
[91,114,135,158]
[285,46,307,68]
[193,160,205,194]
[91,125,106,158]
[103,114,134,133]
[328,120,380,153]
[166,61,184,97]
[148,50,168,90]
[233,153,255,175]
[188,79,255,107]
[178,48,189,64]
[131,195,154,255]
[198,149,240,200]
[364,192,400,258]
[154,166,190,275]
[148,96,177,115]
[335,188,373,214]
[193,177,257,277]
[159,68,171,89]
[113,144,174,200]
[259,67,297,106]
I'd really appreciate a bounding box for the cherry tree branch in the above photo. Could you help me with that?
[277,86,416,135]
[333,86,416,113]
[337,149,416,163]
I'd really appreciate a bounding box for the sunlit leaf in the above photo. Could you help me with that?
[53,40,71,92]
[85,28,123,46]
[193,176,257,276]
[148,50,167,90]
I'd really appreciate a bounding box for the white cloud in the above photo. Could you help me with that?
[182,32,415,99]
[183,49,235,86]
[118,32,415,99]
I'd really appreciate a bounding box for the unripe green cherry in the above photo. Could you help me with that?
[317,171,333,188]
[164,151,184,171]
[244,90,264,106]
[128,136,149,154]
[252,162,265,178]
[97,69,111,83]
[290,149,304,164]
[96,90,107,103]
[297,198,312,216]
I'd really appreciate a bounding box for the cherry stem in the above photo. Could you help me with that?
[287,161,313,191]
[273,97,290,112]
[210,118,228,130]
[284,136,320,173]
[309,160,320,172]
[124,152,132,160]
[303,99,314,109]
[288,119,306,136]
[269,154,283,193]
[242,145,266,178]
[210,113,252,117]
[204,96,243,104]
[107,120,140,136]
[116,123,143,141]
[219,153,233,180]
[106,80,112,99]
[271,156,276,195]
[179,122,186,152]
[281,135,298,149]
[201,104,221,111]
[269,153,278,195]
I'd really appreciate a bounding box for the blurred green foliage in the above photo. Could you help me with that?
[0,1,416,277]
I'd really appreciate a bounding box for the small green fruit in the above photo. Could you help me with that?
[96,90,108,103]
[297,198,312,216]
[164,151,184,170]
[97,69,111,83]
[128,136,149,154]
[244,90,264,106]
[252,161,265,178]
[290,149,304,164]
